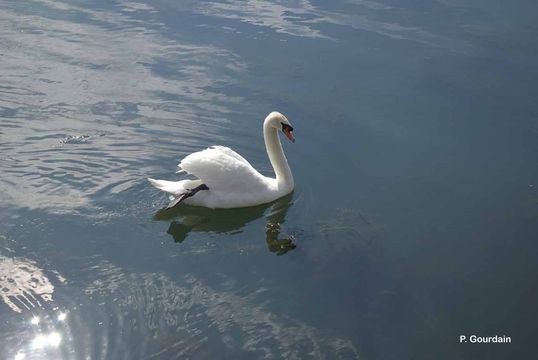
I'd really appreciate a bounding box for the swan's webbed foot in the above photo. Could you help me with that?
[166,184,209,209]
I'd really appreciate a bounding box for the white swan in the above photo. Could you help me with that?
[148,111,295,209]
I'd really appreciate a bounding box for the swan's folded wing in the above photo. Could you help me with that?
[208,146,251,164]
[178,146,268,191]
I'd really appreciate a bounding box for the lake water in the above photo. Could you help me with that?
[1,0,537,359]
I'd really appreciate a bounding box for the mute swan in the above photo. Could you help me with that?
[148,111,295,209]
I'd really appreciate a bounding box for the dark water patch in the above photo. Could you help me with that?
[0,106,19,118]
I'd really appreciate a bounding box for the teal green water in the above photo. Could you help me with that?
[1,0,537,359]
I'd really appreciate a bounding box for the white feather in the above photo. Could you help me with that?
[147,178,200,195]
[178,146,269,192]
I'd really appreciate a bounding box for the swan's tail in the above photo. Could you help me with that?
[147,178,186,195]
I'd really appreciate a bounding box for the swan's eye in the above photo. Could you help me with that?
[281,123,293,132]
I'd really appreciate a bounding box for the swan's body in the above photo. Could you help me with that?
[148,112,295,209]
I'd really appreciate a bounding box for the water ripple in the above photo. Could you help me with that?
[84,260,359,359]
[193,0,476,53]
[0,0,247,214]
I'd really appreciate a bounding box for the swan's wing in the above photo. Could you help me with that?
[176,146,250,172]
[208,146,251,164]
[178,146,268,191]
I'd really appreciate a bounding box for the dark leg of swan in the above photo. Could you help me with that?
[166,184,209,209]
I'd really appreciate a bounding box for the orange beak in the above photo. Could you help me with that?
[283,128,295,143]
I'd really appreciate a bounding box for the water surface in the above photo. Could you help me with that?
[1,0,537,359]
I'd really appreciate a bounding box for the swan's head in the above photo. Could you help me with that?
[266,111,295,143]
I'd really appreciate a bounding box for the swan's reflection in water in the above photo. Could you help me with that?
[153,194,296,255]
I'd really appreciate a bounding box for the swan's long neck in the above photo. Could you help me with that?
[264,120,294,191]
